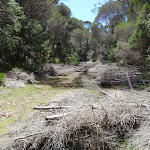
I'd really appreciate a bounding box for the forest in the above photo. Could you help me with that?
[0,0,150,71]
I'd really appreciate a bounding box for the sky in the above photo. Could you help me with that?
[59,0,108,23]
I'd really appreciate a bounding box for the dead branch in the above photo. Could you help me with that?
[14,132,42,141]
[45,113,67,120]
[33,106,71,110]
[99,89,115,99]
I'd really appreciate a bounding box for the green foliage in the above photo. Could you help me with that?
[90,52,98,62]
[91,23,99,39]
[108,49,116,62]
[83,21,92,31]
[92,0,150,65]
[0,0,26,64]
[129,3,150,55]
[16,0,59,22]
[0,1,51,70]
[95,0,127,32]
[65,55,79,65]
[0,0,91,70]
[128,0,148,21]
[70,28,90,62]
[0,73,6,85]
[56,3,71,19]
[20,20,49,65]
[68,18,83,32]
[108,0,150,66]
[114,21,133,42]
[48,12,68,35]
[110,41,142,65]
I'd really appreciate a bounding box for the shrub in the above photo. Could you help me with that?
[65,55,79,65]
[113,41,142,65]
[108,48,116,62]
[0,73,6,85]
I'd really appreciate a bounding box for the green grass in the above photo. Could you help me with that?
[0,84,70,135]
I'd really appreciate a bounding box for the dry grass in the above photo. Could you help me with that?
[0,66,149,150]
[128,119,150,150]
[113,41,143,65]
[4,69,35,88]
[1,77,150,150]
[0,85,69,136]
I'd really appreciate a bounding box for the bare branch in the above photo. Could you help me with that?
[45,113,67,120]
[33,106,71,110]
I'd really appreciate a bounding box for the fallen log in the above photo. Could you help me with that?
[33,106,71,110]
[45,113,67,120]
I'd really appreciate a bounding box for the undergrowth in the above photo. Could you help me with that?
[0,73,6,85]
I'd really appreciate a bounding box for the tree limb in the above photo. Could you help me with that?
[33,106,71,110]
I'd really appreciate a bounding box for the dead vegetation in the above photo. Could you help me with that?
[4,69,35,88]
[86,62,143,88]
[36,61,144,89]
[0,62,149,150]
[1,77,150,150]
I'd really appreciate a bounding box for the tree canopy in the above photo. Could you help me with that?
[0,0,150,72]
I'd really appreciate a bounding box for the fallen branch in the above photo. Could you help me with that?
[45,113,67,120]
[99,89,115,99]
[33,106,71,110]
[14,132,42,141]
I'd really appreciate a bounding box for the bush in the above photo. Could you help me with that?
[108,48,116,62]
[0,73,6,85]
[113,41,142,65]
[65,55,79,65]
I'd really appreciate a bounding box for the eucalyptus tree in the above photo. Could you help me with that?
[129,0,150,56]
[95,0,128,32]
[47,4,77,63]
[70,28,90,62]
[83,21,92,31]
[68,18,83,32]
[16,0,59,22]
[57,3,71,19]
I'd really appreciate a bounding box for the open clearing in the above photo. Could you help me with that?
[0,84,71,135]
[0,64,150,150]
